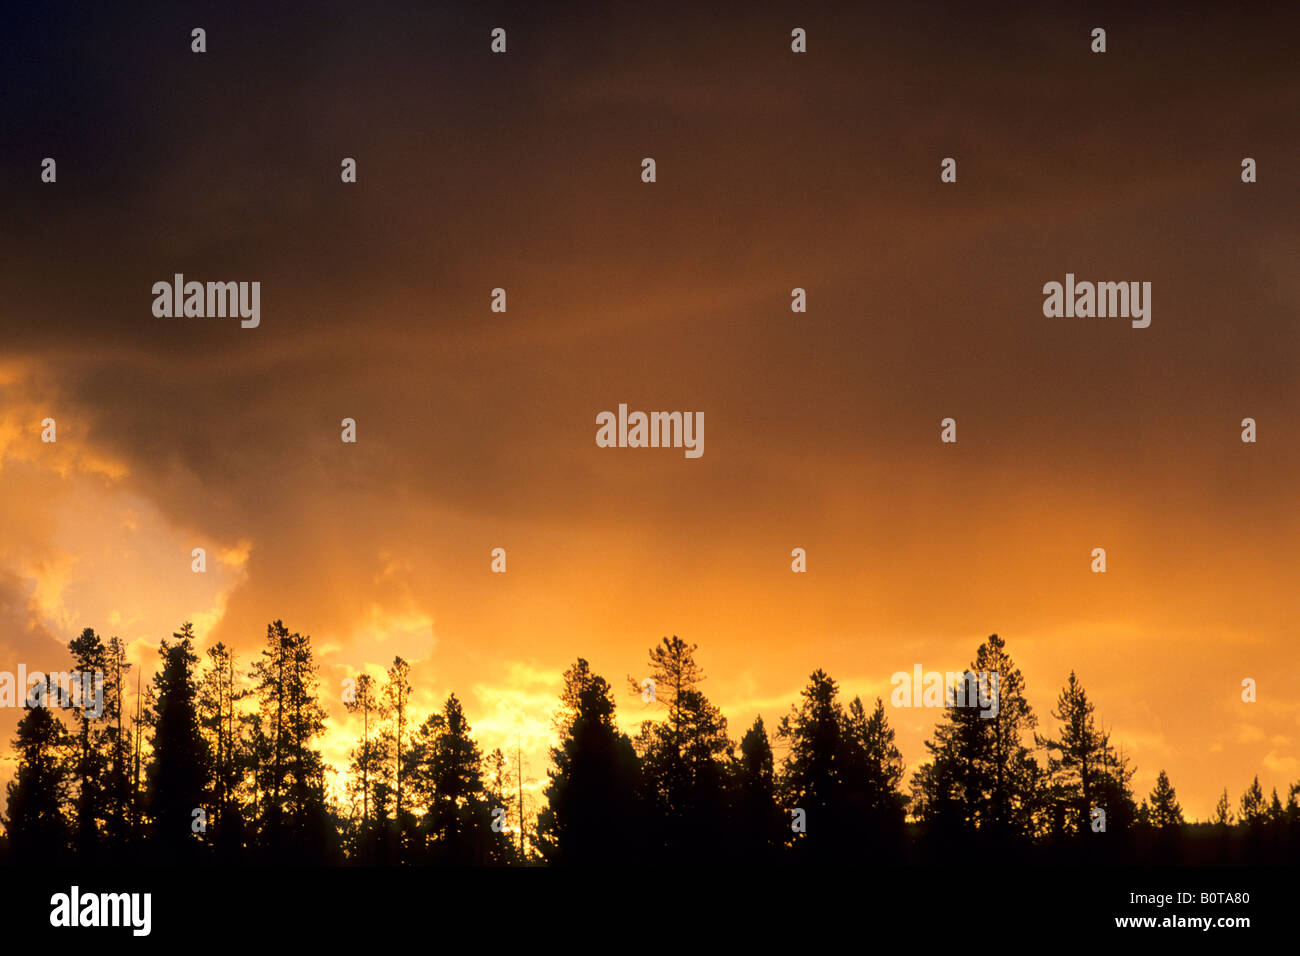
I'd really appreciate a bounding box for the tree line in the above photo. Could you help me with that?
[3,626,1296,865]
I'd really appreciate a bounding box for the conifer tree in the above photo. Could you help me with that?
[145,624,210,861]
[345,672,385,849]
[416,694,507,865]
[198,642,246,855]
[483,747,518,862]
[776,669,847,859]
[102,635,133,851]
[1146,770,1184,829]
[1211,788,1233,826]
[973,634,1038,834]
[1267,787,1284,826]
[1239,775,1266,826]
[4,704,72,861]
[629,636,731,858]
[251,620,331,858]
[537,659,644,864]
[1036,671,1136,836]
[731,716,783,861]
[380,656,413,832]
[66,627,108,857]
[778,675,908,859]
[911,635,1039,840]
[840,696,908,853]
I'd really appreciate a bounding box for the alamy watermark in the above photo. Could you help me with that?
[1042,273,1151,329]
[49,886,151,936]
[0,665,104,718]
[152,274,260,328]
[890,666,1000,718]
[595,404,704,458]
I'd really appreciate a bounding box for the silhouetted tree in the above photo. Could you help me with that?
[911,673,993,836]
[198,642,247,858]
[380,656,413,850]
[911,635,1039,846]
[412,694,508,865]
[483,747,519,864]
[973,635,1038,836]
[490,737,538,862]
[1266,787,1284,826]
[250,620,334,860]
[101,635,133,853]
[777,674,908,861]
[66,627,108,859]
[345,672,387,860]
[1239,775,1266,827]
[730,716,783,862]
[840,696,908,857]
[630,636,731,860]
[1146,770,1184,828]
[4,703,71,862]
[1036,671,1136,840]
[537,659,644,864]
[1212,788,1233,826]
[144,625,209,861]
[776,669,844,860]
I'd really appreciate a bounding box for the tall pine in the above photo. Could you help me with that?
[537,659,644,864]
[144,624,209,861]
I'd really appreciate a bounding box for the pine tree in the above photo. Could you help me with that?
[4,704,72,861]
[1267,787,1284,826]
[629,636,731,859]
[1239,775,1266,826]
[1135,799,1151,828]
[776,669,846,859]
[66,627,108,858]
[416,694,507,865]
[380,657,413,837]
[197,642,247,856]
[1091,740,1138,838]
[402,709,442,858]
[344,672,386,856]
[144,625,210,861]
[1146,770,1184,829]
[482,747,519,863]
[731,716,783,861]
[251,620,332,859]
[537,659,644,864]
[910,687,986,835]
[973,634,1038,835]
[911,635,1039,841]
[1211,788,1233,826]
[1036,671,1136,837]
[128,667,146,841]
[840,696,908,854]
[777,676,908,860]
[101,635,133,852]
[503,736,537,861]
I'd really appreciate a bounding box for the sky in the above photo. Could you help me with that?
[2,0,1298,822]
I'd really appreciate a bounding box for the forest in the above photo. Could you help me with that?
[3,625,1295,867]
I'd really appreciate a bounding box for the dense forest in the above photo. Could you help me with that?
[2,625,1295,866]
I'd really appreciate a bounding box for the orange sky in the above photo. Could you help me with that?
[2,1,1298,821]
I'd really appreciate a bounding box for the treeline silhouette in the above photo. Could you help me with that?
[2,625,1295,866]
